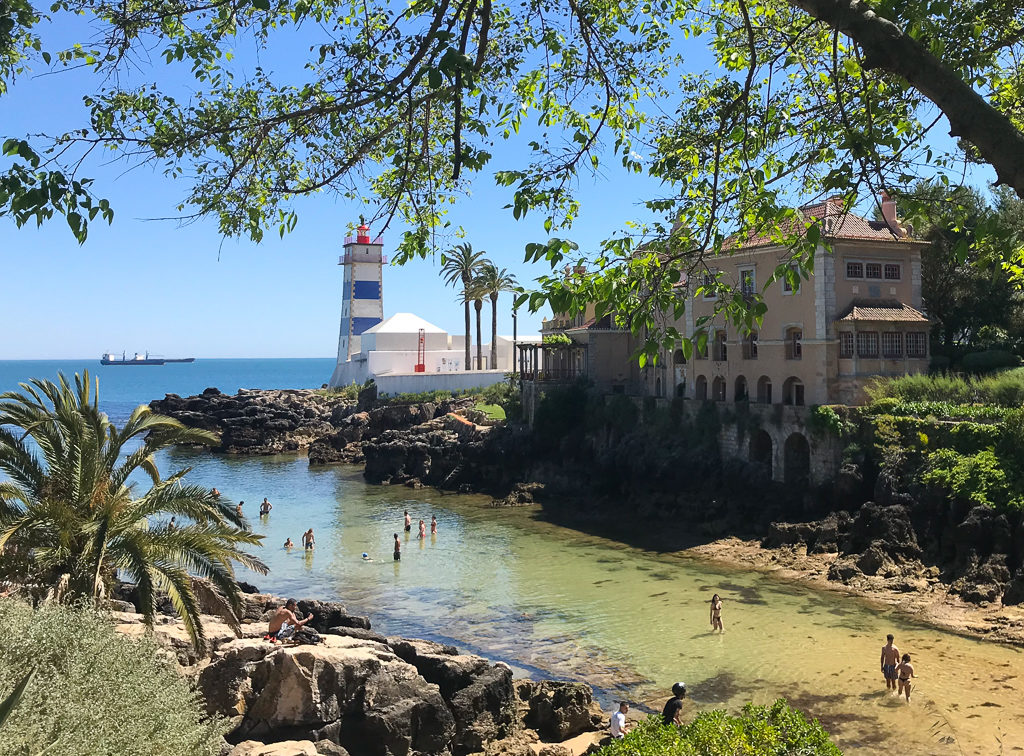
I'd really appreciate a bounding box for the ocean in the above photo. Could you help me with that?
[0,358,336,422]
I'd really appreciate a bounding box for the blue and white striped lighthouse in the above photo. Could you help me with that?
[330,222,383,385]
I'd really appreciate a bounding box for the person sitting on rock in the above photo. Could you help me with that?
[267,599,312,642]
[610,702,629,739]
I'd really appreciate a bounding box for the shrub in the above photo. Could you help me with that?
[595,701,840,756]
[867,370,1024,406]
[542,333,572,345]
[961,349,1021,374]
[921,449,1023,510]
[0,600,226,755]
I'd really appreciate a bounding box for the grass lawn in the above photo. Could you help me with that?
[475,403,506,420]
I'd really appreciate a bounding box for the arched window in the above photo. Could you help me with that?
[712,376,727,401]
[756,376,773,404]
[673,349,686,365]
[782,376,805,406]
[734,375,748,402]
[695,375,708,400]
[655,376,663,397]
[785,327,803,360]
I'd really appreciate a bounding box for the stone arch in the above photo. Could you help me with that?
[673,349,686,365]
[782,376,805,406]
[749,429,773,477]
[655,376,663,397]
[711,376,727,401]
[756,375,773,404]
[734,375,748,402]
[695,375,708,400]
[784,432,810,485]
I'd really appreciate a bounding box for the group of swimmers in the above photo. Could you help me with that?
[881,633,916,702]
[232,495,274,518]
[393,510,438,560]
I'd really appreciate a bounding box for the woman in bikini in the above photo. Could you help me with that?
[710,594,724,632]
[896,653,915,702]
[430,515,437,534]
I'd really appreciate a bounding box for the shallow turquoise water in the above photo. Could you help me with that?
[163,447,1024,756]
[3,361,1023,754]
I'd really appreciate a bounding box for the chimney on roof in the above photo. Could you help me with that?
[880,191,904,236]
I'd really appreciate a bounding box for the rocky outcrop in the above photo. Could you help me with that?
[199,636,457,755]
[150,388,355,455]
[388,638,517,754]
[516,681,605,742]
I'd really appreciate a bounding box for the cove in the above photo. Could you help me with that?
[165,447,1024,755]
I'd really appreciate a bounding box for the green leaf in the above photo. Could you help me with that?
[0,667,35,728]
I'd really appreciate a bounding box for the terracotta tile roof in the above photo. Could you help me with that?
[834,299,930,323]
[731,197,916,249]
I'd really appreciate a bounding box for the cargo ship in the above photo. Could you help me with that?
[100,351,195,366]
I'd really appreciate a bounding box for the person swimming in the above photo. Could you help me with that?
[362,552,371,561]
[284,538,294,548]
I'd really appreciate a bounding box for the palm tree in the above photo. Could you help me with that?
[460,279,487,369]
[0,372,267,651]
[477,263,518,371]
[441,243,489,370]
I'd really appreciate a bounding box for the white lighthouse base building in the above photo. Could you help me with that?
[329,312,536,394]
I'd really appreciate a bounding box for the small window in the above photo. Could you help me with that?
[739,268,756,297]
[839,332,854,358]
[882,332,903,358]
[743,332,758,360]
[857,331,879,358]
[865,262,882,279]
[714,331,728,361]
[785,328,802,360]
[846,261,863,279]
[782,264,800,294]
[884,264,901,281]
[702,271,718,300]
[907,332,928,358]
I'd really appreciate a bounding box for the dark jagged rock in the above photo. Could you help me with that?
[294,600,370,633]
[517,681,604,741]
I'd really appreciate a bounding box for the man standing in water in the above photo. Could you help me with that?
[302,528,315,550]
[661,682,686,726]
[881,634,901,693]
[393,533,402,561]
[404,510,412,532]
[260,498,273,516]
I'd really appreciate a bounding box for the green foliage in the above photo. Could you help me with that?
[314,382,362,400]
[474,403,506,420]
[867,371,1024,406]
[595,701,840,756]
[532,381,591,449]
[0,600,227,755]
[5,0,1024,361]
[922,449,1023,510]
[0,372,267,651]
[808,405,856,437]
[0,667,34,729]
[542,333,572,345]
[961,349,1022,373]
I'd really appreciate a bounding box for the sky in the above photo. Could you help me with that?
[0,9,991,360]
[0,13,672,360]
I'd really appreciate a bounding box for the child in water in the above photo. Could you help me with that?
[710,594,724,632]
[896,653,915,702]
[418,519,426,539]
